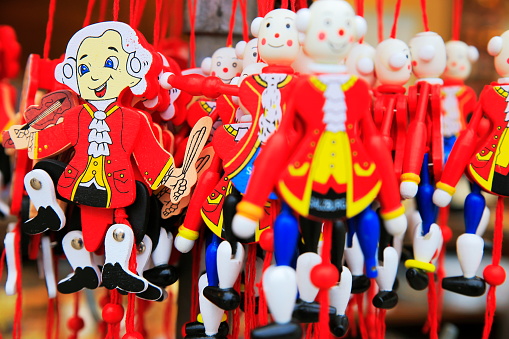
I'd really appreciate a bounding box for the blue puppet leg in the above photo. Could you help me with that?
[464,183,486,235]
[205,233,221,287]
[274,202,300,268]
[350,207,380,279]
[416,153,437,235]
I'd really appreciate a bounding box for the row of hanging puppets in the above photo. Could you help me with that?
[0,0,507,338]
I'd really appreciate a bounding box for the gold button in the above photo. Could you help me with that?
[92,170,96,175]
[310,142,316,147]
[353,151,358,156]
[307,154,313,159]
[39,148,42,152]
[495,136,498,139]
[222,186,226,190]
[314,129,319,134]
[493,144,496,148]
[294,162,300,167]
[347,124,353,129]
[148,178,152,181]
[120,174,124,178]
[363,162,368,166]
[350,139,355,143]
[108,173,112,177]
[93,161,98,166]
[498,126,502,130]
[44,145,48,149]
[145,172,149,175]
[107,160,111,164]
[68,169,72,173]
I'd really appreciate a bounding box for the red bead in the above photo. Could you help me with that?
[311,263,339,289]
[122,332,144,339]
[67,316,85,331]
[483,265,506,286]
[441,226,453,243]
[259,229,274,252]
[102,303,124,324]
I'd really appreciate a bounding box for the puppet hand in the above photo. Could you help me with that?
[400,181,418,199]
[232,214,257,239]
[383,214,407,237]
[159,72,175,90]
[433,188,452,207]
[174,234,195,253]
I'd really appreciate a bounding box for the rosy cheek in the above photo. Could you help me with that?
[506,58,509,64]
[261,38,266,45]
[407,64,411,70]
[287,40,293,47]
[460,66,465,71]
[211,71,216,76]
[349,36,354,42]
[412,61,418,67]
[318,32,326,41]
[236,72,241,76]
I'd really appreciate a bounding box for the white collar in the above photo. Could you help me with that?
[308,63,347,74]
[416,78,444,85]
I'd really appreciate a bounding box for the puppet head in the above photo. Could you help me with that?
[346,42,376,87]
[296,0,366,65]
[0,25,21,80]
[251,9,300,66]
[55,21,157,101]
[409,31,446,79]
[487,30,509,78]
[235,38,259,69]
[375,38,412,86]
[442,40,478,81]
[201,47,242,84]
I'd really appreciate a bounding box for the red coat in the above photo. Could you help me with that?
[440,79,477,137]
[242,74,402,220]
[33,102,174,209]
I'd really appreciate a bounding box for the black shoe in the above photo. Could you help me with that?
[406,268,429,290]
[143,264,178,287]
[251,321,302,339]
[351,275,370,294]
[23,206,61,234]
[136,282,166,301]
[442,276,486,297]
[57,266,100,294]
[101,262,146,293]
[292,299,336,323]
[372,291,398,309]
[203,286,240,311]
[184,321,229,337]
[329,314,349,337]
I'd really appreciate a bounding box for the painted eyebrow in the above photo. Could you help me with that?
[79,54,88,60]
[108,46,118,52]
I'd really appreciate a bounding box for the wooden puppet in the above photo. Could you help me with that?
[399,31,446,290]
[235,38,259,70]
[232,1,406,338]
[345,42,377,89]
[4,21,209,301]
[433,31,509,296]
[369,37,413,308]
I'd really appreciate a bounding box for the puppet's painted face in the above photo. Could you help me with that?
[257,9,299,66]
[443,41,472,80]
[76,30,141,100]
[302,2,357,64]
[375,38,412,86]
[409,31,446,79]
[210,47,243,84]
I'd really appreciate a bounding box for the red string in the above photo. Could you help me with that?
[46,298,55,339]
[160,0,170,40]
[188,0,198,68]
[346,303,357,338]
[389,0,402,38]
[54,265,60,339]
[43,0,57,59]
[290,0,296,11]
[124,241,138,336]
[376,0,384,43]
[420,0,430,32]
[239,0,249,42]
[12,225,23,339]
[318,222,333,337]
[133,0,147,29]
[376,309,386,339]
[105,290,121,339]
[366,281,377,339]
[231,278,242,339]
[281,0,288,9]
[257,251,272,326]
[153,0,163,48]
[189,232,203,321]
[163,291,174,339]
[169,0,184,38]
[452,0,463,40]
[129,0,136,26]
[355,0,364,17]
[83,0,96,27]
[113,0,120,21]
[355,294,368,339]
[482,196,505,339]
[99,0,108,21]
[425,272,438,339]
[226,0,239,47]
[244,245,257,339]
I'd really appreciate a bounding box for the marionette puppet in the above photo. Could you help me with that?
[235,38,259,71]
[345,42,376,89]
[4,21,210,301]
[232,1,406,338]
[433,31,509,299]
[399,31,447,290]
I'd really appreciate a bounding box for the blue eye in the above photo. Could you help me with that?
[78,64,89,76]
[104,56,119,69]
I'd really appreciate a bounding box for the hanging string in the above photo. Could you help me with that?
[54,293,60,339]
[162,291,174,339]
[281,0,288,9]
[99,0,108,21]
[43,0,57,59]
[482,197,506,339]
[12,225,22,339]
[153,0,163,48]
[83,0,96,27]
[160,0,170,41]
[452,0,463,40]
[420,0,430,32]
[188,0,198,68]
[376,0,384,43]
[425,272,439,339]
[239,0,249,42]
[113,0,120,21]
[46,298,56,339]
[244,245,258,339]
[389,0,402,38]
[257,0,274,17]
[226,0,239,48]
[132,0,147,29]
[169,0,184,38]
[130,0,136,26]
[290,0,296,11]
[355,0,364,17]
[189,233,204,321]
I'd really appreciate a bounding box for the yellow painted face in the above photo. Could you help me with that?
[76,30,141,101]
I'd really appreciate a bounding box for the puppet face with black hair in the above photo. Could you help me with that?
[56,21,153,101]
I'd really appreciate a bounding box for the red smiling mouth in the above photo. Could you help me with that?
[94,81,107,98]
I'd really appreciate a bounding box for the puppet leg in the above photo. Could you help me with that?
[345,223,370,293]
[442,184,486,296]
[102,224,149,294]
[58,230,101,293]
[23,168,66,234]
[143,228,178,287]
[329,266,352,337]
[354,207,380,279]
[134,235,167,301]
[252,203,301,339]
[373,247,399,309]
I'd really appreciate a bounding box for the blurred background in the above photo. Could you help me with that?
[1,0,509,338]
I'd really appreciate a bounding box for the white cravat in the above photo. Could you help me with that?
[87,100,114,158]
[318,74,350,132]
